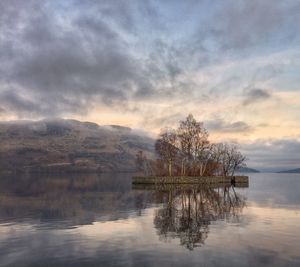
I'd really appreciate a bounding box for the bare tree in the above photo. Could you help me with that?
[196,144,214,176]
[151,114,247,178]
[177,114,209,176]
[155,128,179,176]
[231,149,247,177]
[210,143,225,176]
[217,143,246,177]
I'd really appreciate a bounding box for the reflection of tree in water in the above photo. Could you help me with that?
[153,186,246,250]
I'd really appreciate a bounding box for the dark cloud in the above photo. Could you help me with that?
[241,139,300,171]
[0,90,42,115]
[0,0,299,118]
[0,1,155,117]
[243,88,271,106]
[197,0,300,53]
[252,64,284,83]
[205,119,253,133]
[0,0,199,117]
[0,88,90,118]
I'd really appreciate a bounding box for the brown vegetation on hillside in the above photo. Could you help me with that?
[0,119,155,173]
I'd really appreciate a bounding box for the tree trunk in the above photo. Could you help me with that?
[203,161,208,176]
[168,162,172,176]
[231,167,235,177]
[199,163,203,176]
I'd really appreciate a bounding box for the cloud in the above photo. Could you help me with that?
[0,0,200,118]
[257,123,269,127]
[0,88,90,118]
[0,1,155,117]
[240,138,300,171]
[142,112,184,130]
[0,0,299,126]
[198,0,300,53]
[243,88,271,106]
[0,90,42,115]
[205,118,253,133]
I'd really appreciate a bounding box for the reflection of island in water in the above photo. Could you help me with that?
[0,173,247,251]
[134,184,247,250]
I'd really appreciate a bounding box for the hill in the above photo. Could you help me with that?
[0,119,155,173]
[237,167,260,173]
[277,168,300,173]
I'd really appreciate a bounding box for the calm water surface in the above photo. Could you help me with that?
[0,173,299,267]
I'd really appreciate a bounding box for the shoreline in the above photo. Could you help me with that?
[132,175,249,184]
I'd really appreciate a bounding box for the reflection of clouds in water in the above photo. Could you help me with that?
[1,204,299,266]
[0,173,299,266]
[247,173,300,207]
[207,205,300,264]
[0,209,160,266]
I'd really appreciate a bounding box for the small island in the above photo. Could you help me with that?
[133,114,248,185]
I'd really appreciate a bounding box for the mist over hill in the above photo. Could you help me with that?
[0,119,155,173]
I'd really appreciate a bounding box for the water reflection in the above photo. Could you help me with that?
[0,173,150,227]
[1,173,300,267]
[0,174,247,249]
[0,174,246,235]
[132,185,246,250]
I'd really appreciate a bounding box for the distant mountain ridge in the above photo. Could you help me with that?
[0,119,155,173]
[277,168,300,173]
[237,167,260,173]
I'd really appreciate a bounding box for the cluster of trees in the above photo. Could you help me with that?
[136,114,246,177]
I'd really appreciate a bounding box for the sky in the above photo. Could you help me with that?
[0,0,300,171]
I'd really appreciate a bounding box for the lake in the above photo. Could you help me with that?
[0,173,299,267]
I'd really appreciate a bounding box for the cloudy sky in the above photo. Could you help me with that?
[1,0,300,171]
